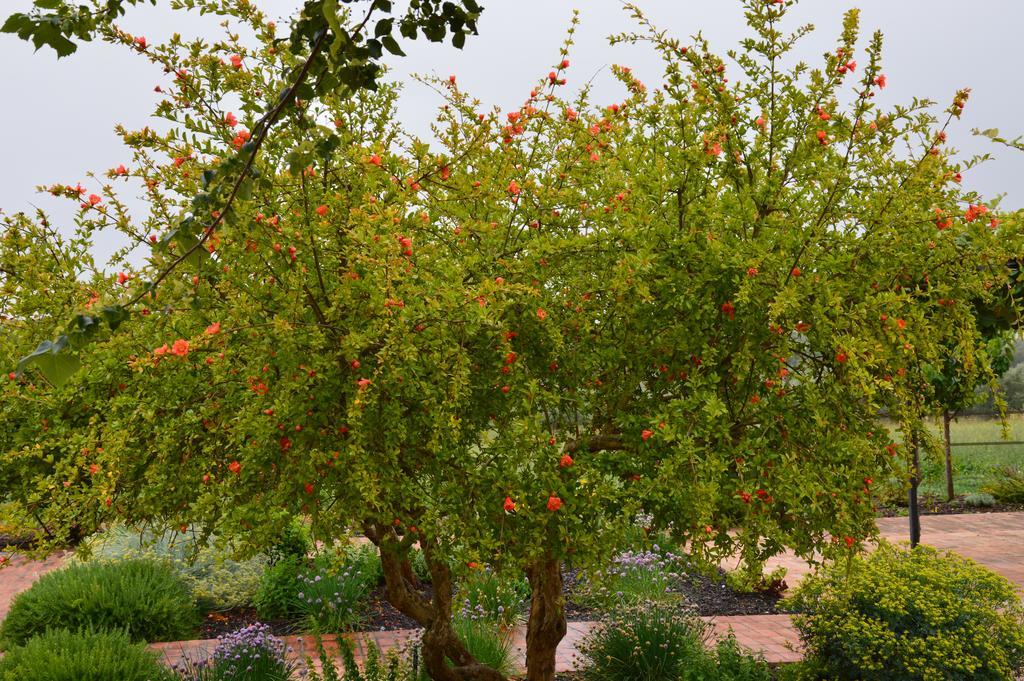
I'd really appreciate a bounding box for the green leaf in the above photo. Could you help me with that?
[101,304,130,331]
[17,337,82,388]
[382,35,405,56]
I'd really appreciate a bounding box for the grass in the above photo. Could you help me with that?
[884,414,1024,497]
[921,414,1024,496]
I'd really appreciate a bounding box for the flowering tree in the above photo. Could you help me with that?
[3,2,1022,680]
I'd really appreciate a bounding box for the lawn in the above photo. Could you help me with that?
[911,414,1024,497]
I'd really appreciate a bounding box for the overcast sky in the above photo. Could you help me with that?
[2,0,1022,265]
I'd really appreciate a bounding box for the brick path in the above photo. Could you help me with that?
[4,512,1023,673]
[151,615,802,673]
[0,551,66,621]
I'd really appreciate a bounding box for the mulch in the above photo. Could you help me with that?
[199,563,784,639]
[876,495,1024,517]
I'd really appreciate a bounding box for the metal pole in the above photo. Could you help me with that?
[908,435,921,548]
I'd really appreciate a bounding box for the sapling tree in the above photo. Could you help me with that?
[2,2,1023,680]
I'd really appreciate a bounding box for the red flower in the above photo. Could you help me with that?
[134,36,148,49]
[316,204,328,217]
[232,130,251,149]
[739,491,752,503]
[154,343,170,357]
[503,496,516,512]
[357,378,372,390]
[560,59,570,69]
[546,495,562,512]
[304,483,315,495]
[965,204,988,223]
[225,111,237,128]
[205,322,221,335]
[115,164,128,175]
[228,460,241,475]
[791,267,802,277]
[835,351,848,363]
[508,180,521,196]
[843,535,855,548]
[721,301,735,320]
[88,194,102,206]
[565,107,578,121]
[368,153,382,166]
[641,429,654,442]
[896,318,907,329]
[874,74,887,89]
[559,454,574,468]
[229,54,243,69]
[171,339,190,357]
[501,385,510,394]
[536,308,548,321]
[279,437,292,451]
[755,117,766,129]
[816,130,828,145]
[746,267,758,277]
[795,322,811,333]
[117,271,130,285]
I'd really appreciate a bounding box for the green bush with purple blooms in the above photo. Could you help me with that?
[176,623,299,681]
[577,546,684,610]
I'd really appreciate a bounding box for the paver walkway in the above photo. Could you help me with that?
[3,512,1023,673]
[0,551,66,621]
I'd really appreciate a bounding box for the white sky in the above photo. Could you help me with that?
[2,0,1022,265]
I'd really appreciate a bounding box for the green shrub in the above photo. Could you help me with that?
[452,618,515,678]
[79,524,267,610]
[963,492,996,507]
[455,566,529,627]
[577,547,684,609]
[308,635,420,681]
[576,603,770,681]
[0,558,199,648]
[295,547,380,632]
[981,465,1024,504]
[0,629,174,681]
[267,518,312,566]
[254,555,303,621]
[784,541,1024,680]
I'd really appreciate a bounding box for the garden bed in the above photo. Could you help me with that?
[876,495,1024,517]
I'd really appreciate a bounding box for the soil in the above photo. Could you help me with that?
[0,533,37,551]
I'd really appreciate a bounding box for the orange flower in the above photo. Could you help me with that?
[171,339,190,357]
[228,460,241,474]
[546,495,562,512]
[205,322,221,335]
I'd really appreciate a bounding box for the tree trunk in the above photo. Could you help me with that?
[908,436,921,548]
[364,524,506,681]
[943,410,955,502]
[525,557,567,681]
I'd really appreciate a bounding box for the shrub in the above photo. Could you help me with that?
[455,566,529,627]
[177,623,299,681]
[575,604,770,681]
[0,558,198,648]
[295,548,380,632]
[308,635,419,681]
[0,628,174,681]
[962,492,996,507]
[452,618,515,678]
[981,465,1024,504]
[266,519,312,566]
[254,555,302,621]
[80,524,267,610]
[577,546,684,609]
[784,541,1024,680]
